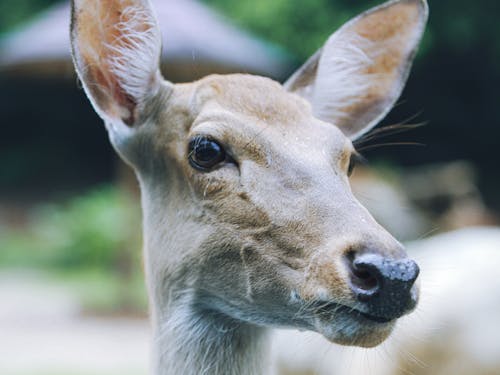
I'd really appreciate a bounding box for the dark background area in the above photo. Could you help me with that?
[1,0,499,208]
[0,2,498,374]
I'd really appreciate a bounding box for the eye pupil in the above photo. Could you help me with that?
[188,137,226,171]
[196,139,222,162]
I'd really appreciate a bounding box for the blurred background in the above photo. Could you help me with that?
[0,0,499,374]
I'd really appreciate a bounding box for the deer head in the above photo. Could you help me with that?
[71,0,428,372]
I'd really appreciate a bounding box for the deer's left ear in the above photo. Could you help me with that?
[284,0,428,140]
[70,0,166,128]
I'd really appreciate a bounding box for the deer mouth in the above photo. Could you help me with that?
[312,301,394,324]
[306,300,397,347]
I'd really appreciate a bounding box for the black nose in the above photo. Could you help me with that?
[347,252,420,320]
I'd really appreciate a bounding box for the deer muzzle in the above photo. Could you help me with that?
[347,252,420,321]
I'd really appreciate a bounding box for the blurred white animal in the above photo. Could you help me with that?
[272,227,500,375]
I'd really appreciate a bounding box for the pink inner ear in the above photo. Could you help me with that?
[91,65,137,126]
[73,0,157,125]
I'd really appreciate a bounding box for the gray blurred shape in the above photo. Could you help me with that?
[0,0,292,80]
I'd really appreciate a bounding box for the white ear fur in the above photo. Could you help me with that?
[71,0,166,128]
[107,6,162,107]
[285,0,428,140]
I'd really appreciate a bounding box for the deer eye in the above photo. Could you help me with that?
[348,152,364,177]
[188,136,227,171]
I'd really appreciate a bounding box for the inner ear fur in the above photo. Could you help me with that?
[71,0,164,126]
[285,0,428,140]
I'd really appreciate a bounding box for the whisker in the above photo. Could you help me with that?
[357,142,426,152]
[355,122,426,146]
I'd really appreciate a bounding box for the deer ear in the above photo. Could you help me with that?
[284,0,428,140]
[70,0,166,128]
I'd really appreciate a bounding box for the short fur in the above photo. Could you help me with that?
[70,1,428,374]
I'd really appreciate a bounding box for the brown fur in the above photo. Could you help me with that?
[70,1,428,373]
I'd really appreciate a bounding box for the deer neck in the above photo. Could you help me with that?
[151,302,269,375]
[139,185,271,375]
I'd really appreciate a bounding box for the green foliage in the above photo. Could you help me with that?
[0,186,141,270]
[203,0,381,60]
[0,185,146,314]
[0,0,62,34]
[2,0,498,63]
[203,0,500,63]
[55,268,148,315]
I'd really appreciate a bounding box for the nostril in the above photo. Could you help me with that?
[345,251,420,319]
[346,252,382,301]
[351,264,378,291]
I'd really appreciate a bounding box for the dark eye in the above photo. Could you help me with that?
[188,136,227,171]
[348,153,364,177]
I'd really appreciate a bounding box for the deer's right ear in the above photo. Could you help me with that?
[70,0,168,129]
[284,0,428,140]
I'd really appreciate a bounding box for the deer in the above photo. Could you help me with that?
[69,0,428,374]
[272,227,500,375]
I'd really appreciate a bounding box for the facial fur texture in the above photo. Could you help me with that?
[70,1,427,373]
